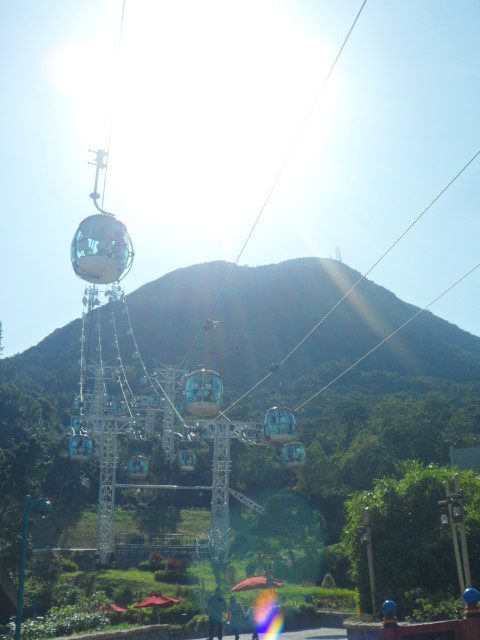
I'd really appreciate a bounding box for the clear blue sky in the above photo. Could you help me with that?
[1,0,480,358]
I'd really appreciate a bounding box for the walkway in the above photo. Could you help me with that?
[195,629,347,640]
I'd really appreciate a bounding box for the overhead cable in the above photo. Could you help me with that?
[102,0,127,209]
[122,297,189,430]
[295,259,480,411]
[178,0,368,370]
[212,145,480,420]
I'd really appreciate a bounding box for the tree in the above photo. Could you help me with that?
[343,462,480,616]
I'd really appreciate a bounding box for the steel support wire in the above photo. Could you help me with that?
[111,311,136,405]
[206,145,480,424]
[122,297,189,431]
[177,0,368,371]
[295,260,480,411]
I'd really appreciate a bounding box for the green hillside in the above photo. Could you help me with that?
[2,258,480,399]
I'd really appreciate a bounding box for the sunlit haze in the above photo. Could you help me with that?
[1,0,480,356]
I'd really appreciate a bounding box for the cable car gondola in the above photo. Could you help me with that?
[282,442,306,468]
[68,434,94,463]
[71,214,133,284]
[128,455,149,481]
[264,407,297,444]
[185,369,223,417]
[178,449,197,472]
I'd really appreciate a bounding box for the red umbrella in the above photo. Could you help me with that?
[135,593,182,622]
[100,603,129,613]
[230,577,284,592]
[108,603,129,613]
[135,594,182,608]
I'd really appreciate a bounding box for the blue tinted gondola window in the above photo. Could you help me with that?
[72,215,130,269]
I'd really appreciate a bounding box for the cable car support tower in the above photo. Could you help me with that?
[70,150,267,565]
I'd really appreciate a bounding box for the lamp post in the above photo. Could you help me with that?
[15,495,52,640]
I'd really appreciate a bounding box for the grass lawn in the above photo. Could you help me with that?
[68,561,357,611]
[32,506,211,548]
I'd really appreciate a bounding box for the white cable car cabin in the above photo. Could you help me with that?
[71,214,133,284]
[178,449,197,472]
[68,434,94,463]
[128,455,149,481]
[264,407,298,444]
[185,369,223,417]
[282,442,306,468]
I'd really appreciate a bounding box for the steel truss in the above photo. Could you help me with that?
[76,288,264,563]
[185,419,265,560]
[153,364,185,461]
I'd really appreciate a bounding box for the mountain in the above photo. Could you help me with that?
[2,257,480,398]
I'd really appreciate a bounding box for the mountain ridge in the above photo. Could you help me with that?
[1,257,480,396]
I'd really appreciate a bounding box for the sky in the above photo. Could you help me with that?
[1,0,480,358]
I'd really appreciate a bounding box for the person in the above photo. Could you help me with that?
[206,586,227,640]
[245,605,258,640]
[227,596,245,640]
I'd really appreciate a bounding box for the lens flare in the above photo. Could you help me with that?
[254,591,285,640]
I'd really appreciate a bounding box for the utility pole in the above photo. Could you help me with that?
[453,474,472,588]
[363,507,377,615]
[442,481,465,594]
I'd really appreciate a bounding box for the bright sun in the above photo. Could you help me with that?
[45,1,339,254]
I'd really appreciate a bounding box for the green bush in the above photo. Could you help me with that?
[51,576,85,606]
[153,558,191,584]
[407,592,464,622]
[112,585,135,607]
[60,558,79,573]
[186,613,208,631]
[4,609,109,640]
[343,463,480,617]
[321,573,336,589]
[298,603,317,614]
[138,552,168,572]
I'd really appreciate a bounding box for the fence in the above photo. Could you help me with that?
[345,591,480,640]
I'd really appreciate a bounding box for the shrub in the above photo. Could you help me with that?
[138,551,168,572]
[186,613,208,630]
[112,585,135,607]
[60,558,79,573]
[408,594,464,622]
[321,573,336,589]
[154,569,194,584]
[3,609,109,640]
[343,463,480,616]
[51,576,84,606]
[154,557,190,583]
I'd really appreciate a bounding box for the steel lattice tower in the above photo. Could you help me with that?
[211,421,231,560]
[155,364,185,462]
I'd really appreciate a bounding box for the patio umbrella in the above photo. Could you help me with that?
[100,603,129,614]
[134,594,182,622]
[230,576,284,592]
[108,603,129,613]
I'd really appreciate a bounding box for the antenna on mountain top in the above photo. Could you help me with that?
[0,321,3,359]
[335,246,343,263]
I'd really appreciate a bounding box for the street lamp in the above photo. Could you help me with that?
[15,495,52,640]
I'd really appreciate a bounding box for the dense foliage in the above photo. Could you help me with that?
[343,463,480,616]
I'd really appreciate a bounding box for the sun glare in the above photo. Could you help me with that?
[45,1,340,255]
